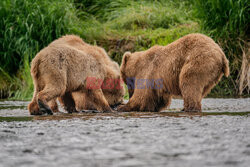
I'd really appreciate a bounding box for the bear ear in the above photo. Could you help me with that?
[122,51,131,65]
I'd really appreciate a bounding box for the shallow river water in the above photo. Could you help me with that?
[0,98,250,167]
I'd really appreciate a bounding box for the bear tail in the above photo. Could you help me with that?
[222,54,230,77]
[30,58,40,80]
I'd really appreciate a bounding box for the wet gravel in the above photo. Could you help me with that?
[0,98,250,167]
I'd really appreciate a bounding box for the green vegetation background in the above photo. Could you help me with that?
[0,0,249,100]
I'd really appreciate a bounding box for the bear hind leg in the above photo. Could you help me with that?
[202,73,223,98]
[37,84,65,115]
[28,91,42,115]
[180,82,203,112]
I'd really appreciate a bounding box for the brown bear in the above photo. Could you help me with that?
[118,33,230,112]
[47,35,125,113]
[28,35,124,115]
[50,35,124,111]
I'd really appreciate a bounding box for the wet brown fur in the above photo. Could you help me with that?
[28,35,124,115]
[118,33,230,112]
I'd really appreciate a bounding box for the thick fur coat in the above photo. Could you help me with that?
[118,33,230,112]
[28,35,124,115]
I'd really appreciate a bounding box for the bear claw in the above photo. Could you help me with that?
[38,99,53,115]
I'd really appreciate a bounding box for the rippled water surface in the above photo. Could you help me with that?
[0,98,250,167]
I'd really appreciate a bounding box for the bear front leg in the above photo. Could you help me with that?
[117,103,131,112]
[117,96,140,112]
[87,89,113,113]
[71,91,96,111]
[158,94,172,112]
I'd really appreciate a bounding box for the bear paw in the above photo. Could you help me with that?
[117,105,130,112]
[38,99,53,115]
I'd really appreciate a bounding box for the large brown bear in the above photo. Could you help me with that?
[28,35,124,115]
[118,33,230,112]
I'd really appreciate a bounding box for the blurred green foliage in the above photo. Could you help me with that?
[0,0,79,99]
[0,0,248,99]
